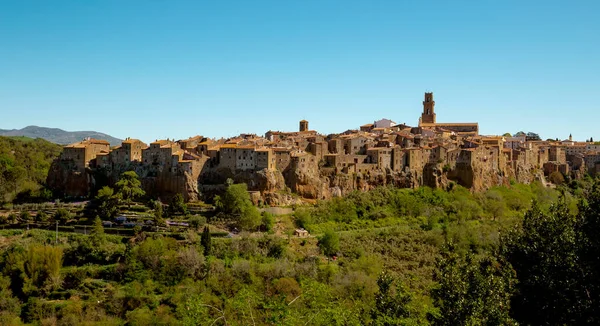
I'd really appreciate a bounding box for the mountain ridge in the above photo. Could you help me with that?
[0,125,122,146]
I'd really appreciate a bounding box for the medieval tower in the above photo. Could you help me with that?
[421,92,436,124]
[299,119,309,132]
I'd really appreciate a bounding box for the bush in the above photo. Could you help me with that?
[261,212,275,233]
[35,210,49,223]
[318,230,340,257]
[54,208,71,224]
[188,215,206,230]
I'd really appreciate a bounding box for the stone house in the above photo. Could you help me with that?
[366,147,392,170]
[60,138,111,172]
[110,138,147,166]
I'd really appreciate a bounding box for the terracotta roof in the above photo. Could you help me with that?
[122,138,143,144]
[151,139,171,145]
[88,139,110,145]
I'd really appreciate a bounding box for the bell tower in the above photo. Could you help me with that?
[421,92,436,124]
[299,119,309,132]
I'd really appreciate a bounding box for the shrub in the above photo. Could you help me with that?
[188,215,206,230]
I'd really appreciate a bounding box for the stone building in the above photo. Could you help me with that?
[366,147,392,170]
[60,138,111,172]
[299,120,309,132]
[110,138,147,166]
[418,92,479,136]
[235,145,257,171]
[142,140,183,171]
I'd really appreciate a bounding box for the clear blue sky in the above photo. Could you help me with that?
[1,0,598,143]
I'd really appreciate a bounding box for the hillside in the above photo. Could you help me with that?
[0,125,122,146]
[0,136,63,203]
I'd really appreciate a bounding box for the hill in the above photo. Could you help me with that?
[0,136,63,203]
[0,125,122,146]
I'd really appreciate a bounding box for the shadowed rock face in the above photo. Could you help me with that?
[46,160,92,198]
[47,160,201,202]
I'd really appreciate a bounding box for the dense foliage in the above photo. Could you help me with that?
[1,176,599,324]
[0,136,62,204]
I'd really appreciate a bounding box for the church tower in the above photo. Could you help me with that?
[421,92,436,124]
[299,119,309,132]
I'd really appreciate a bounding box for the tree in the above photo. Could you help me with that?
[215,183,252,215]
[53,208,71,224]
[95,186,120,219]
[483,190,506,220]
[35,210,48,223]
[430,244,515,326]
[215,182,261,231]
[549,171,565,185]
[169,194,188,215]
[115,171,145,208]
[502,200,583,325]
[526,132,541,141]
[261,212,274,233]
[239,205,261,231]
[151,200,165,227]
[91,216,105,240]
[21,245,64,296]
[371,271,413,325]
[189,215,206,230]
[502,132,512,137]
[19,210,31,222]
[318,229,340,257]
[201,226,211,256]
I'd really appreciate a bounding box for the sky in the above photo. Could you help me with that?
[0,0,598,144]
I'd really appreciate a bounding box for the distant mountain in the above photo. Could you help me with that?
[0,126,122,146]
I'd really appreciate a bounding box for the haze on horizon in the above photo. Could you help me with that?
[1,0,598,144]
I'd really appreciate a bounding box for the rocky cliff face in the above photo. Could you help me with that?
[47,161,201,202]
[48,150,541,204]
[46,160,93,198]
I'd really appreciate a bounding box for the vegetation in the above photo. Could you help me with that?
[0,136,62,204]
[114,171,145,208]
[1,172,600,324]
[215,182,262,231]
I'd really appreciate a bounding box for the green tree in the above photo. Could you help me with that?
[483,189,506,220]
[502,200,582,325]
[53,208,71,224]
[430,244,515,326]
[35,210,48,223]
[21,245,64,296]
[91,216,105,243]
[19,210,31,222]
[261,211,274,233]
[578,184,600,323]
[169,193,188,215]
[150,199,165,227]
[318,229,340,257]
[95,186,120,219]
[115,171,145,208]
[239,205,261,231]
[370,271,413,325]
[189,215,206,230]
[201,226,211,256]
[215,182,261,230]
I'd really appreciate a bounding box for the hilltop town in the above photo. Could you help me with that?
[47,92,600,204]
